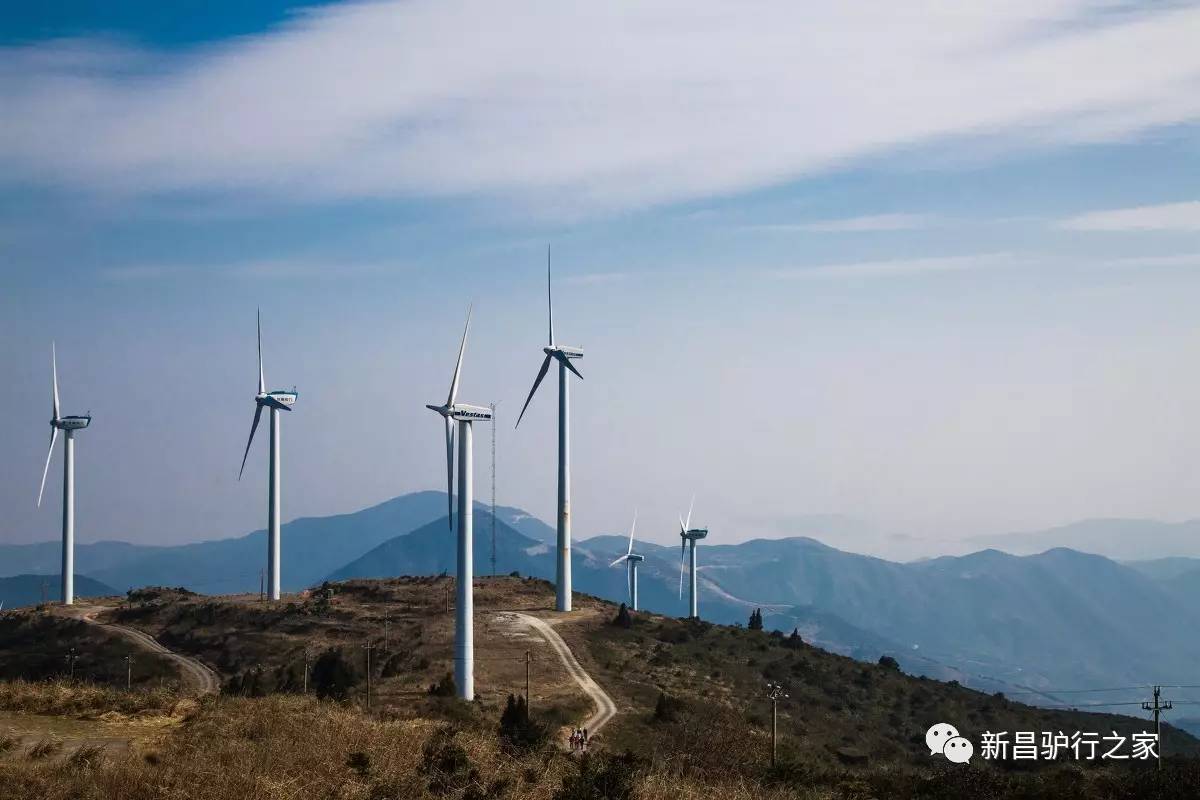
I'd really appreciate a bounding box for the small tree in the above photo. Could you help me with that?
[612,603,632,629]
[748,609,764,631]
[878,655,901,671]
[784,627,803,649]
[428,672,457,697]
[499,693,546,750]
[311,648,360,700]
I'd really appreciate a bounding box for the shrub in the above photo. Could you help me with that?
[309,649,360,700]
[428,672,457,698]
[878,655,901,671]
[554,751,639,800]
[498,693,548,751]
[612,603,632,629]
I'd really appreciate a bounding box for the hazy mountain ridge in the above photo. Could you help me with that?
[0,574,117,607]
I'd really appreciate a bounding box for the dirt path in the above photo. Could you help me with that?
[65,606,220,694]
[506,612,616,737]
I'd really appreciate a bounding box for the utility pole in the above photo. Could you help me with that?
[766,682,788,768]
[259,569,265,602]
[524,649,532,712]
[1143,685,1173,770]
[302,649,310,695]
[490,401,497,578]
[65,648,78,681]
[124,654,133,690]
[362,640,373,713]
[383,609,390,652]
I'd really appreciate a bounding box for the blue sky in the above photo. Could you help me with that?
[3,1,1200,558]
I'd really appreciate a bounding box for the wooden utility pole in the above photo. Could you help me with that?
[65,648,78,681]
[766,682,788,767]
[362,641,374,712]
[302,649,310,695]
[1143,685,1173,770]
[259,569,265,602]
[383,610,390,652]
[124,655,133,690]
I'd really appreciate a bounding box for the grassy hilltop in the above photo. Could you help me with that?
[0,576,1197,799]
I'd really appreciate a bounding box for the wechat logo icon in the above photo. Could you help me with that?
[927,723,973,764]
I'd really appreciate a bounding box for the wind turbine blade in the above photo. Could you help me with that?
[609,554,629,568]
[679,541,686,600]
[627,509,637,555]
[238,404,263,480]
[257,309,265,395]
[447,306,472,406]
[37,427,59,507]
[445,416,455,529]
[554,351,583,381]
[547,243,554,346]
[515,353,552,428]
[51,342,60,421]
[685,495,695,532]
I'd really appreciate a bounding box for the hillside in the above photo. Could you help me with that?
[2,578,1199,798]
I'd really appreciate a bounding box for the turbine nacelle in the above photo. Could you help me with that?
[426,403,492,422]
[256,390,298,410]
[681,528,709,542]
[544,345,583,360]
[52,415,91,431]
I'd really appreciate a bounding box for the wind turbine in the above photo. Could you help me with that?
[609,511,644,611]
[677,498,709,620]
[426,307,492,701]
[516,245,583,613]
[237,310,298,602]
[36,343,91,606]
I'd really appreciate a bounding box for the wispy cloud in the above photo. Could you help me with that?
[1057,201,1200,232]
[99,259,399,283]
[770,253,1019,279]
[3,3,1200,216]
[743,213,936,233]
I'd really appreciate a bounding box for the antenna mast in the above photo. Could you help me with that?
[490,402,497,577]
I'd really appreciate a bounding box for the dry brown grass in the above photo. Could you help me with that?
[0,679,184,718]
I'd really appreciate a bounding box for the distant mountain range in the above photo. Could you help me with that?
[4,492,1200,722]
[969,518,1200,560]
[0,574,116,607]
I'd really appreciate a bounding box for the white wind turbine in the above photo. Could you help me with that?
[678,498,709,620]
[238,310,298,602]
[37,343,91,606]
[516,245,583,613]
[609,511,644,611]
[426,307,493,701]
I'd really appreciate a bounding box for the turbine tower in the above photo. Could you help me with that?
[37,343,91,606]
[238,310,298,602]
[609,510,644,611]
[516,245,583,613]
[426,307,493,701]
[677,499,709,620]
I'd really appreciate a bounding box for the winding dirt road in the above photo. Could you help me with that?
[66,606,220,694]
[510,612,616,737]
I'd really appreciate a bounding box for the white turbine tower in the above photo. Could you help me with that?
[677,498,709,620]
[516,245,583,613]
[426,307,492,701]
[238,310,298,602]
[609,511,644,611]
[37,343,91,606]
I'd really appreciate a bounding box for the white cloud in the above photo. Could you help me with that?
[771,253,1019,279]
[1057,201,1200,231]
[3,2,1200,216]
[745,213,936,233]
